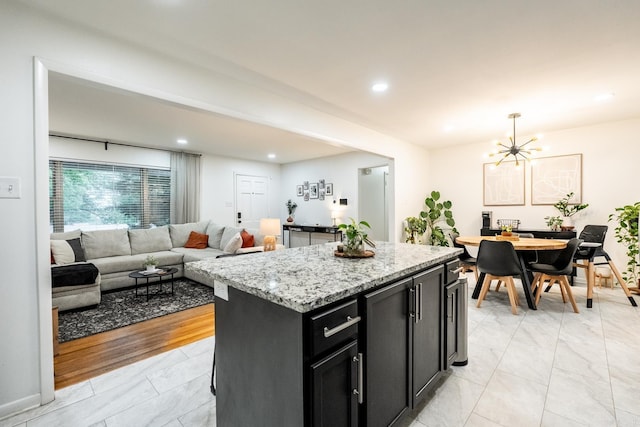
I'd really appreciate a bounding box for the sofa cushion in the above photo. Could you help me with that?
[171,247,224,263]
[185,231,209,249]
[169,221,209,248]
[220,226,244,250]
[50,238,86,265]
[206,222,225,249]
[240,230,254,248]
[51,229,82,241]
[245,227,265,247]
[89,250,183,275]
[223,232,243,253]
[128,226,172,255]
[82,228,131,259]
[51,263,99,287]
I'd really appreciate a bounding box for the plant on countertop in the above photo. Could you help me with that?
[285,199,298,222]
[338,218,376,255]
[419,190,458,246]
[500,224,513,236]
[404,216,427,244]
[544,215,563,231]
[553,192,589,217]
[608,202,640,286]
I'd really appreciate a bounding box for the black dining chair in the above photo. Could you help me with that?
[529,238,583,313]
[476,240,524,314]
[450,232,478,280]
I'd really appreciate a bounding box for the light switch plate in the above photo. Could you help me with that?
[0,176,21,199]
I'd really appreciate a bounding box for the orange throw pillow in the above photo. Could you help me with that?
[240,229,255,248]
[184,231,209,249]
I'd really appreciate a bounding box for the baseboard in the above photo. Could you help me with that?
[0,393,41,421]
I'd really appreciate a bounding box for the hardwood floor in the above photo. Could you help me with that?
[54,303,215,390]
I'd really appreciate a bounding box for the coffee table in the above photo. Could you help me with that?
[128,267,178,301]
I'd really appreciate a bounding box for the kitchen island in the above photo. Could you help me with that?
[186,242,464,427]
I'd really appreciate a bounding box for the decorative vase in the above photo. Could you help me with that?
[146,265,157,272]
[286,215,294,223]
[344,236,365,256]
[562,216,573,227]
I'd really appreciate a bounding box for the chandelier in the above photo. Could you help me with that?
[489,113,541,166]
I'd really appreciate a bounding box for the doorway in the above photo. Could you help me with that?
[358,165,389,241]
[234,174,269,228]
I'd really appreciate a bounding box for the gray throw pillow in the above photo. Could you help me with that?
[206,222,225,249]
[129,226,172,255]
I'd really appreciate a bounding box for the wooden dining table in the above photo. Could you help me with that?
[455,236,568,310]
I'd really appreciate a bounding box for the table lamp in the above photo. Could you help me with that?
[260,218,281,252]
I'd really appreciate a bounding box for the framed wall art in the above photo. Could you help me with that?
[531,154,582,205]
[325,183,333,196]
[483,161,525,206]
[309,182,319,199]
[296,185,303,197]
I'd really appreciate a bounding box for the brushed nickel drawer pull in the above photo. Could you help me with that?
[323,315,361,338]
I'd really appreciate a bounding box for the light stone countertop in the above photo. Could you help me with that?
[185,241,462,313]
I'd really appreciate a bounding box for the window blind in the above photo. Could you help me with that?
[49,160,170,232]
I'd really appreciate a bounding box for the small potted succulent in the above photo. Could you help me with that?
[544,215,563,231]
[500,225,513,236]
[338,218,376,256]
[143,255,159,272]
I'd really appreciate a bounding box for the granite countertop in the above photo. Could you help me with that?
[185,242,462,313]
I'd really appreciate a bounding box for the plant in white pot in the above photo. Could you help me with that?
[609,202,640,287]
[143,255,159,272]
[553,192,588,229]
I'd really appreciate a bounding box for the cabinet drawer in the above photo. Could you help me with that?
[310,300,359,357]
[445,259,460,285]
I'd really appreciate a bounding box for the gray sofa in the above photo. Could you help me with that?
[50,220,280,310]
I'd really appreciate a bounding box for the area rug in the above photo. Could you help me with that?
[58,279,214,343]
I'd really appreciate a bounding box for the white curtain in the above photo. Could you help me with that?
[170,152,201,224]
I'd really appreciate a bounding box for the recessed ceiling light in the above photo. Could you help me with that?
[176,138,188,144]
[267,153,276,159]
[371,82,389,93]
[594,92,614,102]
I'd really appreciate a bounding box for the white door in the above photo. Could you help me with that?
[358,165,389,241]
[235,174,269,229]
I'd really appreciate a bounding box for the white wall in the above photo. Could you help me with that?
[428,118,640,271]
[0,3,432,416]
[280,152,391,230]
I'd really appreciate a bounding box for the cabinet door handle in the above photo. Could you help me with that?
[323,315,361,338]
[352,353,364,404]
[417,283,423,321]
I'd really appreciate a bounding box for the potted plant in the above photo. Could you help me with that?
[500,225,513,236]
[143,255,159,272]
[419,190,458,246]
[404,216,427,244]
[338,218,376,255]
[609,202,640,287]
[544,215,563,231]
[553,192,589,229]
[285,199,298,223]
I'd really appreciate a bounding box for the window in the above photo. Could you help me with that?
[49,160,170,232]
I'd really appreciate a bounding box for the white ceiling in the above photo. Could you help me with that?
[28,0,640,161]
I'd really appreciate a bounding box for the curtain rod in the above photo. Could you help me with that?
[49,133,202,156]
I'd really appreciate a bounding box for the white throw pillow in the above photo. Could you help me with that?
[50,240,75,265]
[223,232,243,253]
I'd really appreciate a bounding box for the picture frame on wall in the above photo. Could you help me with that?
[319,179,325,190]
[531,154,582,205]
[296,185,303,197]
[319,188,325,201]
[325,183,333,196]
[483,161,525,206]
[304,189,310,201]
[303,181,309,190]
[309,183,319,199]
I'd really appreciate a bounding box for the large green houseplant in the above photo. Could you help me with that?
[419,190,458,246]
[608,202,640,286]
[553,192,588,227]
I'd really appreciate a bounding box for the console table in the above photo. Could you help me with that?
[480,228,576,239]
[282,223,342,248]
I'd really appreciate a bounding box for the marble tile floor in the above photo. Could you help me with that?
[2,274,640,426]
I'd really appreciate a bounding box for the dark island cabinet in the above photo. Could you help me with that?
[363,277,412,427]
[362,265,448,427]
[310,340,359,427]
